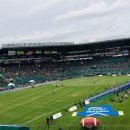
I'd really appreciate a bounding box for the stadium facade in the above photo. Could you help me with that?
[0,38,130,64]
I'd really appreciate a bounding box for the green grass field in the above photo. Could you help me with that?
[0,76,130,130]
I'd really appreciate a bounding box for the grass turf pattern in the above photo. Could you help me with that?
[0,76,130,130]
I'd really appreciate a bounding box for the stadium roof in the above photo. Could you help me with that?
[1,42,74,49]
[1,37,130,49]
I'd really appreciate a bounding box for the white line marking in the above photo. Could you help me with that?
[20,103,72,125]
[86,112,108,116]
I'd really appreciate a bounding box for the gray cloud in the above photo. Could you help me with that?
[0,0,130,47]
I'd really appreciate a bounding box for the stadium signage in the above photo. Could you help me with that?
[85,100,90,105]
[72,105,124,117]
[8,50,16,56]
[69,106,77,112]
[88,82,130,102]
[53,112,62,119]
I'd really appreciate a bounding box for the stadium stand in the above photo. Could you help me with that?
[0,57,130,88]
[0,38,130,89]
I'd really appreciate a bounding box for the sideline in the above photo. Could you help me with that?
[0,81,56,94]
[20,103,72,125]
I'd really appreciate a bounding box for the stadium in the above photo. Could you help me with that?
[0,38,130,130]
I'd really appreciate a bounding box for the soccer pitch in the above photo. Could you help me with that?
[0,76,130,130]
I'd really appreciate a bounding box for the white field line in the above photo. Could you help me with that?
[20,103,72,125]
[20,87,101,125]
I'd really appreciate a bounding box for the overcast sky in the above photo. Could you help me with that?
[0,0,130,47]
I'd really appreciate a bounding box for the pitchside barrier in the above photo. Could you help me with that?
[86,82,130,103]
[0,125,29,130]
[25,125,130,130]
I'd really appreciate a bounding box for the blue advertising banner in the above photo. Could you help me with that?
[72,105,124,117]
[87,82,130,103]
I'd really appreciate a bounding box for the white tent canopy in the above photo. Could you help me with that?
[7,83,16,88]
[8,83,15,86]
[29,80,36,83]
